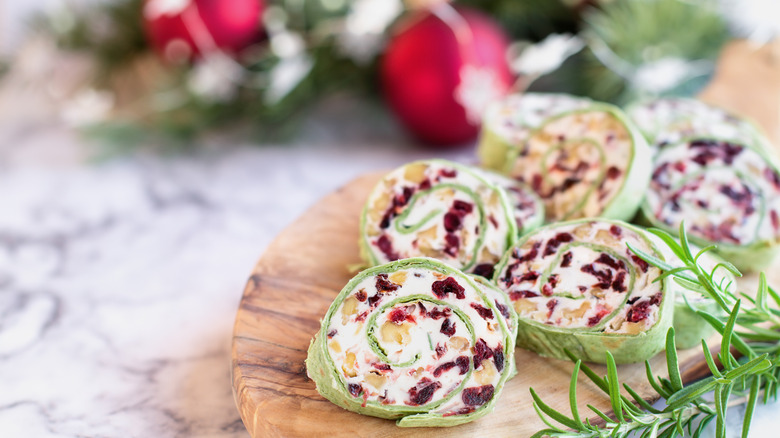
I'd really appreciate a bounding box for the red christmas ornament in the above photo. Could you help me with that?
[143,0,265,63]
[380,6,514,146]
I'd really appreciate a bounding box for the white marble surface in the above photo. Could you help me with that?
[1,98,779,438]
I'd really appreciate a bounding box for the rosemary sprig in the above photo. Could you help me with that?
[530,224,780,437]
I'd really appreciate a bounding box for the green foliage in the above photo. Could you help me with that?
[32,0,147,79]
[531,223,780,437]
[579,0,729,104]
[459,0,583,41]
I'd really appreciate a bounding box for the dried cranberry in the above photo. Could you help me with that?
[531,174,543,192]
[547,299,558,318]
[692,150,718,166]
[649,292,663,306]
[367,293,382,308]
[348,383,363,397]
[606,166,622,180]
[630,254,649,273]
[493,347,504,372]
[560,177,581,192]
[581,263,613,289]
[408,379,442,406]
[472,263,495,278]
[720,185,749,202]
[517,242,542,263]
[609,225,622,237]
[355,289,367,302]
[765,167,780,189]
[721,142,743,164]
[652,162,670,182]
[596,253,620,269]
[462,385,494,406]
[444,233,460,257]
[433,361,456,377]
[375,273,400,293]
[509,290,539,300]
[543,233,574,257]
[443,212,462,232]
[772,210,779,230]
[355,311,368,322]
[432,277,466,300]
[327,329,337,338]
[561,251,573,268]
[548,274,560,288]
[419,178,432,190]
[541,283,554,297]
[612,271,627,293]
[473,339,492,368]
[388,307,409,324]
[440,168,458,178]
[488,214,499,229]
[374,363,392,371]
[440,318,456,336]
[470,303,494,320]
[495,301,511,320]
[455,356,470,374]
[626,301,651,323]
[435,343,447,359]
[376,235,399,261]
[452,200,473,215]
[587,308,610,327]
[516,271,541,283]
[426,307,451,320]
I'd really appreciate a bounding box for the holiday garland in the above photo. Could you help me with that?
[24,0,732,147]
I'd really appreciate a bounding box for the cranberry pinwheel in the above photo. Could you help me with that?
[494,220,672,364]
[479,95,651,222]
[478,93,593,172]
[360,160,543,278]
[641,137,780,270]
[306,258,517,426]
[627,97,773,156]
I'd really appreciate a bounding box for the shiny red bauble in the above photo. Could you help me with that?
[381,6,513,146]
[142,0,265,63]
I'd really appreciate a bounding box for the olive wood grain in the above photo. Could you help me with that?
[232,40,780,437]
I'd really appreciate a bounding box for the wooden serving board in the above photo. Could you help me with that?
[231,40,780,437]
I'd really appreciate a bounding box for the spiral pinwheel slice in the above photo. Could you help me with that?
[642,137,780,270]
[493,219,672,364]
[306,258,516,427]
[627,97,773,155]
[478,93,593,172]
[502,103,650,221]
[361,159,536,278]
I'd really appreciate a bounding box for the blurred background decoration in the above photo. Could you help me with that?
[0,0,775,149]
